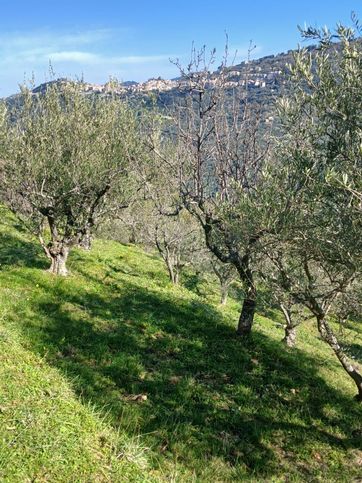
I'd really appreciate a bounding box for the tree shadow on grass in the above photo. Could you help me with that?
[181,272,204,297]
[344,343,362,364]
[0,231,47,270]
[12,265,362,480]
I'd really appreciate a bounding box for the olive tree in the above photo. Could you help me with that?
[1,80,141,275]
[152,210,202,285]
[264,233,361,399]
[155,46,271,335]
[260,263,308,347]
[268,22,362,399]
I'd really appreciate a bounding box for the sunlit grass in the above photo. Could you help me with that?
[0,207,361,481]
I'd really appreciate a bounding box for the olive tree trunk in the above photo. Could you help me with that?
[283,325,297,347]
[38,221,71,276]
[280,304,297,347]
[204,224,258,335]
[166,260,179,285]
[78,227,92,250]
[48,244,70,276]
[317,316,362,402]
[237,264,257,336]
[237,296,256,335]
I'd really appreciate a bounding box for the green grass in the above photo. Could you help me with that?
[0,207,361,482]
[0,326,150,482]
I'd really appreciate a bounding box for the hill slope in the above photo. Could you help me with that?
[0,207,361,481]
[0,326,150,482]
[4,46,297,115]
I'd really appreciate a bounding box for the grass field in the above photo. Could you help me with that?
[0,207,361,482]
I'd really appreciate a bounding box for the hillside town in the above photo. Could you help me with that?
[80,67,283,94]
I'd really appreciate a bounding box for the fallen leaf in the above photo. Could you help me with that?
[169,376,181,384]
[128,394,148,402]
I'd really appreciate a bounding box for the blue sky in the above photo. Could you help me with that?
[0,1,360,96]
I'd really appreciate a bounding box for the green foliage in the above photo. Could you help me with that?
[279,23,362,231]
[272,23,362,313]
[0,79,143,274]
[254,22,362,400]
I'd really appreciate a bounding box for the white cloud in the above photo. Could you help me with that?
[112,54,172,65]
[0,29,116,66]
[0,27,178,96]
[48,51,100,63]
[0,28,117,50]
[46,52,173,66]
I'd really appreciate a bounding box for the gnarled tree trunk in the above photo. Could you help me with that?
[48,244,70,276]
[283,325,297,347]
[203,221,259,335]
[38,217,71,276]
[317,316,362,402]
[155,228,181,285]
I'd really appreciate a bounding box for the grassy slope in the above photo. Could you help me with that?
[0,326,150,482]
[0,207,361,482]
